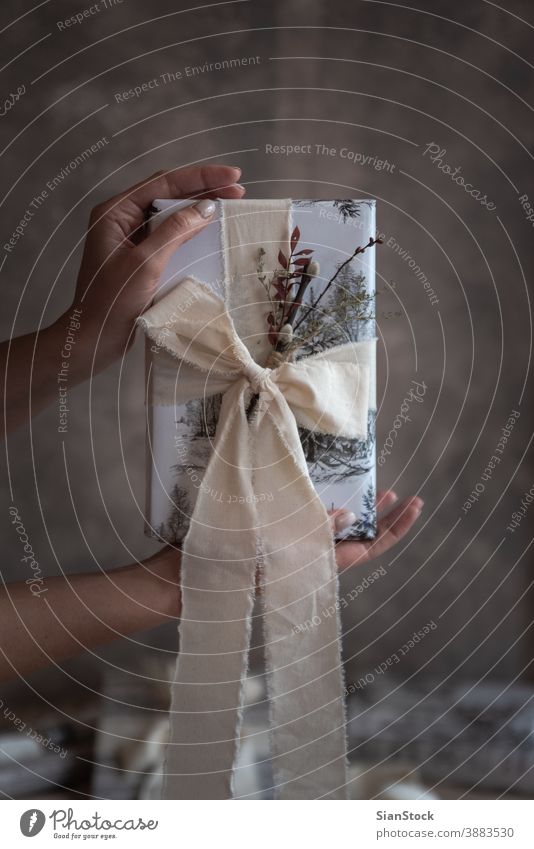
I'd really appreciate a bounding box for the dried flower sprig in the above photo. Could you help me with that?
[247,230,381,420]
[248,228,317,419]
[259,225,317,346]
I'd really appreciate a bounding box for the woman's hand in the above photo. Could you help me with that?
[0,493,422,682]
[1,165,244,433]
[54,164,244,382]
[330,490,423,570]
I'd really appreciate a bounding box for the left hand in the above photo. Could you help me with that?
[54,164,244,382]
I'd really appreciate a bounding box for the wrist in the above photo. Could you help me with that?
[47,307,91,387]
[52,304,138,384]
[126,551,181,621]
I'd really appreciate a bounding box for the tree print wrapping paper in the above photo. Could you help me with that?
[145,198,377,545]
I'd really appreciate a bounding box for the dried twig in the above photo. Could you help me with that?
[293,236,382,332]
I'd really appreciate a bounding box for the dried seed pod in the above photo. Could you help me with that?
[307,260,320,278]
[277,323,294,346]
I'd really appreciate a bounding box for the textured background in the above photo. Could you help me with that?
[1,0,533,795]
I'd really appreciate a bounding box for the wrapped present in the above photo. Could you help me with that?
[138,198,378,800]
[145,198,377,544]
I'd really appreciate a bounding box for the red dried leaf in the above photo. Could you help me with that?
[278,249,288,269]
[293,257,310,266]
[290,226,300,251]
[267,312,275,325]
[273,281,286,299]
[294,249,313,256]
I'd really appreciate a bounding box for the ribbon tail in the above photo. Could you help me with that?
[163,381,258,800]
[253,394,349,799]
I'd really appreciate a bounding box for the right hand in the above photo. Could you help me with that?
[330,489,423,571]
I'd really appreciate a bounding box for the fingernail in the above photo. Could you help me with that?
[235,183,245,191]
[228,166,242,175]
[334,510,356,532]
[194,199,216,218]
[413,497,424,512]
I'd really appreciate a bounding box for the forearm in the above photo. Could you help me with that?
[0,312,89,435]
[0,551,181,681]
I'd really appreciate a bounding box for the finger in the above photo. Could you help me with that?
[90,165,242,242]
[116,164,241,212]
[328,489,398,534]
[135,199,217,273]
[328,508,357,534]
[128,186,245,249]
[378,496,423,532]
[364,496,423,560]
[335,539,368,571]
[377,489,398,514]
[185,183,245,200]
[123,163,240,204]
[336,496,422,570]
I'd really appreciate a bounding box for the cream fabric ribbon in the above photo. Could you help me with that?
[139,276,374,799]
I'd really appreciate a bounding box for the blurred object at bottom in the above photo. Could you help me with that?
[91,656,534,799]
[347,679,534,797]
[0,693,96,798]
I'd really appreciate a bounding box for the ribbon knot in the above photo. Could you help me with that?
[242,359,274,395]
[138,274,376,800]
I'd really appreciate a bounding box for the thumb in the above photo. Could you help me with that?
[137,199,216,274]
[328,508,357,535]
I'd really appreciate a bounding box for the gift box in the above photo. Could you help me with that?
[140,197,379,799]
[144,198,377,545]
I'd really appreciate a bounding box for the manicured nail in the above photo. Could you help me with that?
[413,497,424,513]
[334,510,356,532]
[194,199,216,218]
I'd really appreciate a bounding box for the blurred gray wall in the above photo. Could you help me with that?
[1,0,533,711]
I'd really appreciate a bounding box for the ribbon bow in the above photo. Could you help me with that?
[139,276,374,799]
